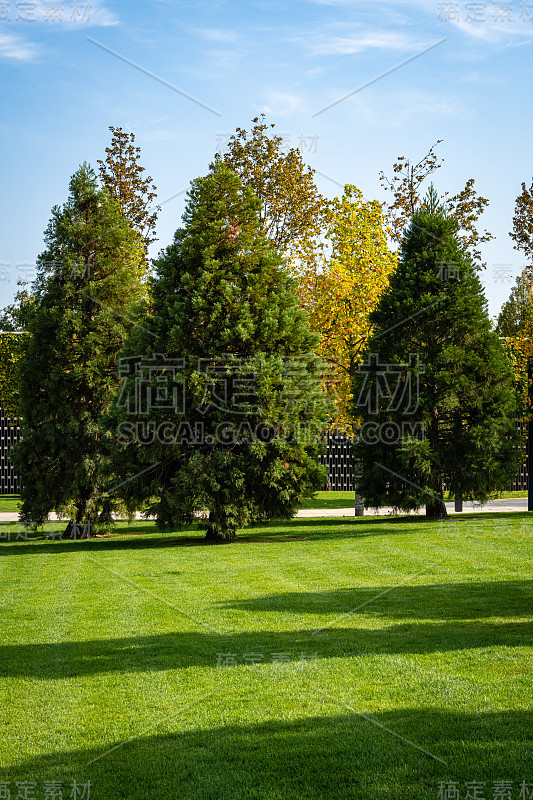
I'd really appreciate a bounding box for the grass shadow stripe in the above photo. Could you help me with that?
[313,687,448,766]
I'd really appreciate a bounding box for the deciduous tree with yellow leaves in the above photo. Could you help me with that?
[498,177,533,406]
[223,117,396,430]
[300,187,397,431]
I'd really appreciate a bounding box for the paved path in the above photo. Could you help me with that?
[296,498,530,517]
[0,498,529,524]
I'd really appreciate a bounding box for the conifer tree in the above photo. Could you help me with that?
[107,162,329,540]
[352,188,522,518]
[13,164,145,532]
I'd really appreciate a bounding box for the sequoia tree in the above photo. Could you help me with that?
[352,188,522,518]
[107,162,329,540]
[12,164,145,532]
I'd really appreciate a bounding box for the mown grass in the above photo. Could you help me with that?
[0,512,532,799]
[0,489,528,514]
[0,495,19,513]
[300,490,528,509]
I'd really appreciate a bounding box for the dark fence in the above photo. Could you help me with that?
[318,433,355,491]
[0,412,529,495]
[0,409,20,494]
[318,429,529,492]
[510,420,529,492]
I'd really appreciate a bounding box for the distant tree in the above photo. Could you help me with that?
[304,186,397,430]
[0,288,34,332]
[498,179,533,402]
[98,125,159,266]
[223,115,326,269]
[12,164,145,533]
[379,141,493,266]
[107,162,329,541]
[224,118,398,430]
[510,177,533,262]
[498,266,533,339]
[352,187,522,518]
[497,266,533,407]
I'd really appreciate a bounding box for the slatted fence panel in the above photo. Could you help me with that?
[319,427,528,493]
[0,409,20,494]
[0,414,528,494]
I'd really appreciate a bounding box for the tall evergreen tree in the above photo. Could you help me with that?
[352,188,523,518]
[107,162,329,540]
[13,164,145,532]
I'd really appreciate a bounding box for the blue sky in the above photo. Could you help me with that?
[1,0,532,318]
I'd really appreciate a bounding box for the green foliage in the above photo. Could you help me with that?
[0,288,34,333]
[98,125,159,266]
[0,331,27,418]
[222,115,327,265]
[498,266,533,340]
[107,162,329,540]
[498,177,533,406]
[510,177,533,261]
[12,163,145,530]
[352,192,523,518]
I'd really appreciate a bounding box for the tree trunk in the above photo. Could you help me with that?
[63,519,91,539]
[425,497,448,518]
[204,511,236,542]
[204,526,236,542]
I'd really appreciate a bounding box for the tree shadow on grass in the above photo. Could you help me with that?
[0,616,531,680]
[1,511,526,556]
[3,709,532,800]
[219,579,533,620]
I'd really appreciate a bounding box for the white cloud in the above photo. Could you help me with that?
[192,28,239,43]
[259,90,307,116]
[0,29,38,61]
[340,90,462,130]
[298,0,533,48]
[448,14,533,43]
[305,29,428,55]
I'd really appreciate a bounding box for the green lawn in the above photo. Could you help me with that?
[0,495,20,512]
[0,489,528,514]
[0,512,532,799]
[300,490,528,509]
